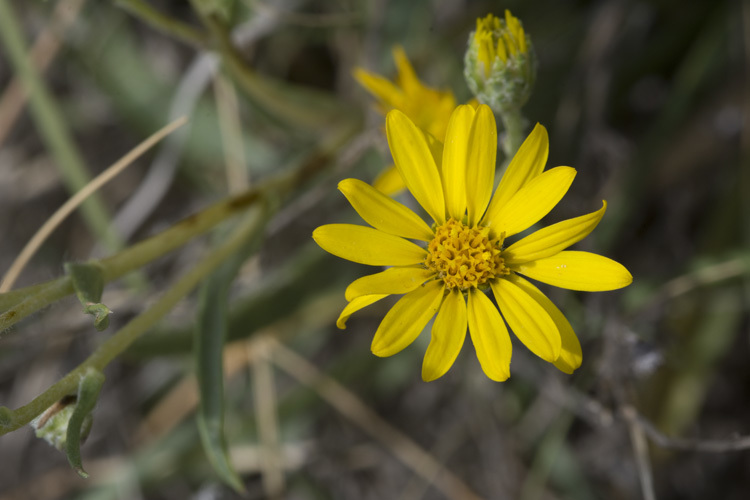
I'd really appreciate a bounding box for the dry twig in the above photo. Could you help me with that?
[267,338,485,500]
[623,406,657,500]
[250,338,285,499]
[0,0,86,146]
[634,412,750,453]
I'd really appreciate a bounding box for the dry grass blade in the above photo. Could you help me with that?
[251,338,284,499]
[267,338,485,500]
[662,257,750,299]
[635,411,750,453]
[0,116,188,293]
[623,407,657,500]
[133,291,343,442]
[213,72,249,193]
[135,339,252,443]
[0,0,87,147]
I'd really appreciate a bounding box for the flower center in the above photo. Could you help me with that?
[425,218,508,290]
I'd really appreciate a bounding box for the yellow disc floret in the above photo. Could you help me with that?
[425,218,508,290]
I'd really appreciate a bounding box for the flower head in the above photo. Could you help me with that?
[465,11,537,112]
[313,105,631,382]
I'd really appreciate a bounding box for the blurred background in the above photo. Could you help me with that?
[0,0,749,499]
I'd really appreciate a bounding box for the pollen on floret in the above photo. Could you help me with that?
[424,218,508,290]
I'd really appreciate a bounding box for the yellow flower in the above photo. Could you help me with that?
[354,46,470,195]
[354,46,457,142]
[313,105,632,382]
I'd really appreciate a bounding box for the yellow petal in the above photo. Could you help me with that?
[353,68,403,110]
[503,201,607,265]
[423,128,444,174]
[482,123,549,227]
[338,179,434,241]
[430,93,457,142]
[509,275,582,374]
[517,26,528,54]
[491,278,561,362]
[392,45,421,96]
[345,267,435,301]
[386,110,446,224]
[422,289,467,381]
[466,105,497,226]
[441,105,475,220]
[313,224,426,266]
[503,32,518,57]
[515,251,633,291]
[337,294,388,329]
[495,37,507,64]
[488,166,576,237]
[372,164,406,196]
[371,280,444,357]
[467,289,512,381]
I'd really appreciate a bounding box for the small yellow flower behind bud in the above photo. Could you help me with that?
[465,11,536,113]
[354,46,457,142]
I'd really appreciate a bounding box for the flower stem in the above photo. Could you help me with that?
[499,106,524,159]
[116,0,209,48]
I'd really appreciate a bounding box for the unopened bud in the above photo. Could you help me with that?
[464,11,537,113]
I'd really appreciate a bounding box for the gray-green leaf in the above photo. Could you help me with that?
[194,211,266,493]
[66,262,112,331]
[66,368,105,478]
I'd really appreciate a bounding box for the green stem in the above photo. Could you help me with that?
[116,0,209,48]
[0,189,257,331]
[499,106,524,159]
[0,0,121,252]
[0,282,54,313]
[0,119,357,331]
[193,4,349,131]
[0,206,268,435]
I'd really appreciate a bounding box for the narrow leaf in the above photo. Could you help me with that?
[65,262,112,331]
[195,212,265,493]
[65,262,104,303]
[82,303,112,331]
[196,273,245,492]
[65,368,105,478]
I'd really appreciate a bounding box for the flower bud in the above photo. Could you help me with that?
[464,11,537,113]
